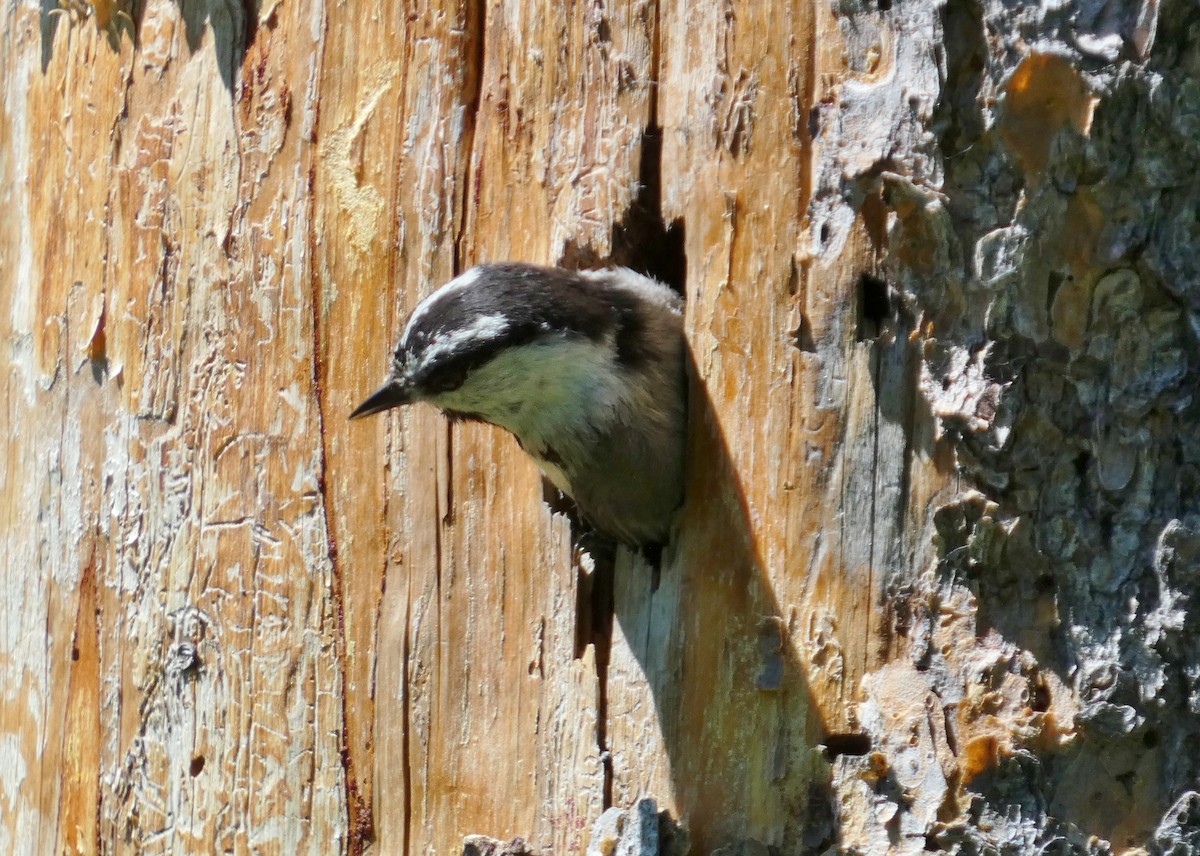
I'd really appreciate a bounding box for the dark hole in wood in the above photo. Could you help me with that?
[558,124,688,302]
[1030,681,1051,712]
[792,314,816,353]
[856,272,892,340]
[822,732,872,758]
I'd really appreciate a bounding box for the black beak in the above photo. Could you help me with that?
[349,381,413,420]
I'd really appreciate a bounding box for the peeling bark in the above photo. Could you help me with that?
[3,1,1198,854]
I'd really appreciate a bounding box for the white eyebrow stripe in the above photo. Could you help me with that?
[402,266,484,345]
[418,313,511,365]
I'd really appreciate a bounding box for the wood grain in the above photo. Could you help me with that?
[10,1,1194,855]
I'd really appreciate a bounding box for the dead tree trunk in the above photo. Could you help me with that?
[3,0,1197,854]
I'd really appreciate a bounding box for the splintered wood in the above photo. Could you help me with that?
[10,0,1188,854]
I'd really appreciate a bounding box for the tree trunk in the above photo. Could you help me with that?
[3,0,1197,854]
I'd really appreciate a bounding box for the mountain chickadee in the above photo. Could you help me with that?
[350,263,687,547]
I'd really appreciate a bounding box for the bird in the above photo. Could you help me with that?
[350,262,687,547]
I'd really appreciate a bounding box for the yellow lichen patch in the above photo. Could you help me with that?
[950,647,1079,787]
[1000,52,1098,182]
[1050,273,1093,352]
[959,734,1000,783]
[1061,189,1106,275]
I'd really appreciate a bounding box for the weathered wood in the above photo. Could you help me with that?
[5,0,1200,854]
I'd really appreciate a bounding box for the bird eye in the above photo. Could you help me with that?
[425,363,468,394]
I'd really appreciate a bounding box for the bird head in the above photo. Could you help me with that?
[350,264,635,434]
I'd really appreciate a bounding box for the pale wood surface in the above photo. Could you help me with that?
[5,1,1196,855]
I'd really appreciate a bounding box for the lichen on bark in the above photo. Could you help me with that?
[826,0,1200,850]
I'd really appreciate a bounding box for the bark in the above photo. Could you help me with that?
[2,0,1197,855]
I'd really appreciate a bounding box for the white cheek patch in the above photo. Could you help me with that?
[432,335,623,449]
[401,266,484,346]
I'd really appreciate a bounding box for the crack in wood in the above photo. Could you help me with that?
[305,86,375,851]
